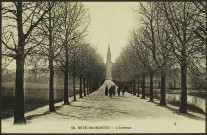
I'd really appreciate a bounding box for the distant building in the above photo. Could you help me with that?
[106,44,112,80]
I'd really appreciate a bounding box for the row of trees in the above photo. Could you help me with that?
[1,2,105,124]
[112,2,206,113]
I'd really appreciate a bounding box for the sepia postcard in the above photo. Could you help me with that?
[1,1,206,134]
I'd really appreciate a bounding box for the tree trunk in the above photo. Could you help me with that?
[0,2,1,118]
[141,74,146,99]
[92,80,94,92]
[87,79,89,95]
[83,77,86,96]
[79,74,83,98]
[150,72,153,102]
[159,81,160,89]
[14,2,26,124]
[174,79,176,89]
[137,76,140,97]
[14,56,26,124]
[179,62,187,113]
[63,61,69,105]
[48,4,55,112]
[206,2,207,115]
[73,73,77,101]
[127,82,130,93]
[49,59,55,111]
[130,81,132,94]
[13,2,27,124]
[160,72,166,106]
[133,79,136,95]
[34,68,37,82]
[88,80,91,93]
[131,81,133,94]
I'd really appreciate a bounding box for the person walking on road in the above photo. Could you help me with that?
[117,86,121,96]
[113,85,116,96]
[109,85,113,98]
[105,85,108,96]
[122,86,126,96]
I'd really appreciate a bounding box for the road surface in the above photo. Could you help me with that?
[2,80,205,133]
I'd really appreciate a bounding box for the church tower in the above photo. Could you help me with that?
[107,45,111,62]
[106,44,112,80]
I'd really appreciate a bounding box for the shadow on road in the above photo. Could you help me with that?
[150,101,205,121]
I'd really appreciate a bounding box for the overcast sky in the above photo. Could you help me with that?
[4,2,140,69]
[84,2,139,63]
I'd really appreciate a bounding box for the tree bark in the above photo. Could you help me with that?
[179,61,187,113]
[150,72,153,102]
[131,81,133,94]
[206,2,207,116]
[14,56,26,124]
[133,79,136,95]
[63,51,69,105]
[137,76,140,97]
[130,81,133,94]
[49,59,55,111]
[127,82,130,93]
[91,80,94,92]
[79,74,83,98]
[73,73,77,101]
[87,79,89,95]
[34,67,37,82]
[174,79,176,89]
[83,76,86,96]
[141,74,146,99]
[14,2,26,124]
[160,71,166,106]
[48,4,55,112]
[89,80,91,93]
[0,2,1,120]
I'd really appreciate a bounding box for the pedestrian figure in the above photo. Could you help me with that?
[122,86,126,96]
[113,85,116,96]
[117,86,120,96]
[105,85,108,96]
[109,85,113,98]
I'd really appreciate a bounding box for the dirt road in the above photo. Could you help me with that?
[2,80,205,133]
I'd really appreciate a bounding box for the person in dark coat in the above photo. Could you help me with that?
[112,85,116,96]
[117,86,121,96]
[109,85,113,98]
[105,85,108,96]
[122,86,126,96]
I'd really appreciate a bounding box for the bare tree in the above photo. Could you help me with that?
[35,2,63,111]
[153,2,176,106]
[130,30,153,99]
[76,43,95,98]
[55,2,90,103]
[2,2,51,124]
[162,2,201,113]
[193,2,207,94]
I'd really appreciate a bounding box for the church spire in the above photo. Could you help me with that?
[108,44,110,54]
[107,44,111,62]
[106,44,112,80]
